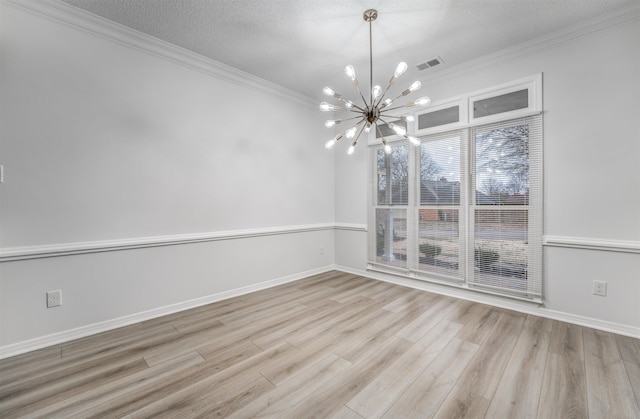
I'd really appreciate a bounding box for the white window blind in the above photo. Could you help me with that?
[412,131,467,283]
[469,116,542,299]
[373,145,409,272]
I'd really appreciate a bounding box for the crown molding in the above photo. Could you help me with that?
[420,3,640,85]
[1,0,316,108]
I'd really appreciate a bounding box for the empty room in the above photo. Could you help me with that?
[0,0,639,417]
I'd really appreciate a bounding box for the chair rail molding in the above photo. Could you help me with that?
[543,235,640,254]
[0,223,337,262]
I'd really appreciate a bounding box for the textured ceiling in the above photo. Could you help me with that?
[60,0,636,101]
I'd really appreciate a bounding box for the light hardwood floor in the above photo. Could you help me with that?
[1,271,639,418]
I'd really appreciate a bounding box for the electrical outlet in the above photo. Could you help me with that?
[592,281,607,297]
[47,290,62,308]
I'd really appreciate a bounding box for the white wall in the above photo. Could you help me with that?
[0,1,334,352]
[335,10,640,334]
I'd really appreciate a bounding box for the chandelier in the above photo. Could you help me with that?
[320,9,431,155]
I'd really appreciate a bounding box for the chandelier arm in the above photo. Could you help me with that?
[375,123,389,146]
[346,102,366,112]
[351,121,368,147]
[354,84,369,108]
[347,117,367,135]
[378,111,406,120]
[338,115,367,124]
[379,104,408,113]
[377,116,394,126]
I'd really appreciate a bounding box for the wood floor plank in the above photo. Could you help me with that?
[278,336,414,419]
[285,296,381,348]
[525,313,554,332]
[485,325,550,419]
[381,288,433,313]
[0,355,149,417]
[23,351,205,419]
[624,359,640,410]
[394,296,460,342]
[330,278,382,303]
[262,307,394,385]
[433,389,491,419]
[537,352,588,419]
[83,343,296,418]
[440,299,485,325]
[196,337,263,367]
[0,346,61,386]
[331,406,365,419]
[347,321,463,418]
[583,328,639,418]
[381,337,479,418]
[250,298,343,349]
[142,321,228,366]
[333,308,413,363]
[617,334,640,365]
[455,306,502,345]
[549,320,584,361]
[124,369,273,418]
[228,354,352,419]
[434,310,525,416]
[191,374,274,418]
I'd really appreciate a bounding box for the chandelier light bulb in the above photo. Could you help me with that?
[325,139,336,149]
[345,101,354,109]
[345,126,358,139]
[345,65,356,81]
[409,81,421,92]
[347,145,356,155]
[364,122,372,133]
[323,86,335,96]
[324,120,337,128]
[380,98,392,109]
[372,85,382,99]
[407,135,421,146]
[390,124,406,136]
[394,62,408,79]
[319,102,341,112]
[407,96,431,107]
[404,115,415,122]
[384,144,392,154]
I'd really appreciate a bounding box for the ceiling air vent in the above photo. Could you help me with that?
[416,56,444,70]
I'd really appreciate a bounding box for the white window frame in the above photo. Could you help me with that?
[367,74,543,302]
[468,74,542,125]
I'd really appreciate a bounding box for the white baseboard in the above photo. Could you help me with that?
[0,265,335,360]
[335,265,640,339]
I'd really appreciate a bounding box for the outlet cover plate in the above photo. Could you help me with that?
[593,281,607,297]
[47,290,62,308]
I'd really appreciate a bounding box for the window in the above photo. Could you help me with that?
[369,76,542,301]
